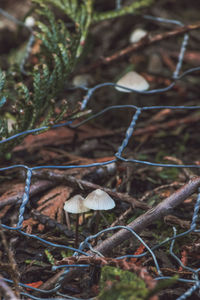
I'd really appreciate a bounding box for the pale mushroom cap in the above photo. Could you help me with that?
[64,195,90,214]
[84,189,115,210]
[24,16,35,28]
[116,71,149,93]
[72,74,92,87]
[129,28,147,43]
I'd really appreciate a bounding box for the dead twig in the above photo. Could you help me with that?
[164,215,191,229]
[0,230,21,298]
[132,113,200,138]
[0,180,56,209]
[0,275,18,300]
[164,156,195,179]
[33,170,149,210]
[111,206,133,227]
[140,181,183,202]
[30,209,74,238]
[80,21,200,73]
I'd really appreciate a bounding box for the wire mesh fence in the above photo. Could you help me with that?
[0,4,200,300]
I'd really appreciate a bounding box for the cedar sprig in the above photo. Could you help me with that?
[0,0,154,156]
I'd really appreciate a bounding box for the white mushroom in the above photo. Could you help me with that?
[84,189,115,233]
[64,195,90,214]
[24,16,35,28]
[72,74,93,88]
[129,28,147,43]
[115,71,149,93]
[64,195,90,247]
[84,189,115,210]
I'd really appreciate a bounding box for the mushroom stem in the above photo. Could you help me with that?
[64,211,71,230]
[64,194,90,248]
[75,214,79,248]
[95,210,100,234]
[82,213,86,224]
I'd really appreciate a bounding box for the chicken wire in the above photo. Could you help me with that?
[0,6,200,300]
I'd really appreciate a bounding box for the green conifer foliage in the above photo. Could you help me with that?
[0,0,154,157]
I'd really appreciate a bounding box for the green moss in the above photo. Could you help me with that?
[98,266,148,300]
[44,249,55,265]
[158,167,179,180]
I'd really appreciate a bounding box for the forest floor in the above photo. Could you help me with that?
[0,0,200,299]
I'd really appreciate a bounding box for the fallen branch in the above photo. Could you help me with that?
[41,176,200,289]
[94,176,200,255]
[0,180,55,209]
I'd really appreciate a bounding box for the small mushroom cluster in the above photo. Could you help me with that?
[64,189,115,247]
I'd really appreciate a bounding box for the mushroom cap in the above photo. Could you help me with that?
[116,71,149,93]
[25,16,35,28]
[64,195,90,214]
[84,189,115,210]
[129,28,147,43]
[72,74,92,87]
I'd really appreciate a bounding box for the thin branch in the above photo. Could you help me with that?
[0,180,55,209]
[132,113,200,138]
[111,206,133,227]
[81,21,200,73]
[0,276,18,300]
[0,230,20,298]
[33,170,149,210]
[30,209,74,238]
